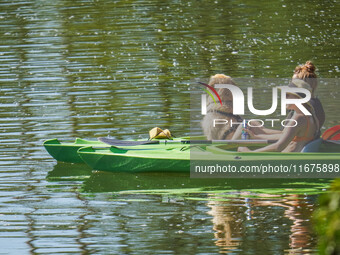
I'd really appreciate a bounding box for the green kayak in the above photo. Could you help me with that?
[77,145,340,174]
[43,137,194,163]
[44,137,340,177]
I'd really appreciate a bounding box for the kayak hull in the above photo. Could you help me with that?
[77,146,340,174]
[78,146,190,173]
[44,137,340,174]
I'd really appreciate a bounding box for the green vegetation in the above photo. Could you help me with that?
[314,179,340,255]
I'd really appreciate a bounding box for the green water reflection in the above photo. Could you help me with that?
[44,162,331,253]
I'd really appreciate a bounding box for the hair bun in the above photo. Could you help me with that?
[304,61,316,73]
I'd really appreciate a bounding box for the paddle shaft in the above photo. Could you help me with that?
[165,139,277,145]
[98,137,277,146]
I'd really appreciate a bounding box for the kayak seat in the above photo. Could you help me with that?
[301,138,322,153]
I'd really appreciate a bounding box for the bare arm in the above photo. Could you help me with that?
[253,116,304,152]
[232,123,282,140]
[248,131,283,141]
[239,115,305,152]
[249,111,294,136]
[231,124,243,140]
[251,126,297,152]
[259,127,282,135]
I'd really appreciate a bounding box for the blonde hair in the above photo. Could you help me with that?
[208,74,235,86]
[202,74,240,140]
[207,74,236,107]
[293,61,317,94]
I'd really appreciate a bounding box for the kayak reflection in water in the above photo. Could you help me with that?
[236,80,319,152]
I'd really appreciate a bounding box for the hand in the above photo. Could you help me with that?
[238,146,251,152]
[245,127,256,138]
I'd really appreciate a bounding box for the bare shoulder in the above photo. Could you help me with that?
[291,113,308,130]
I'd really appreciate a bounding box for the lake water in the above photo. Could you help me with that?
[0,0,339,254]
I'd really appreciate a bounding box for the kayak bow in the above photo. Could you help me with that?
[43,138,107,163]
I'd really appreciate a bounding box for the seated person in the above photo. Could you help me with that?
[237,81,319,152]
[293,61,325,132]
[202,74,242,140]
[244,61,324,140]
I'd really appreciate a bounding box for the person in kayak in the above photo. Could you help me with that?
[238,81,319,152]
[202,74,243,140]
[235,61,324,140]
[293,61,325,130]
